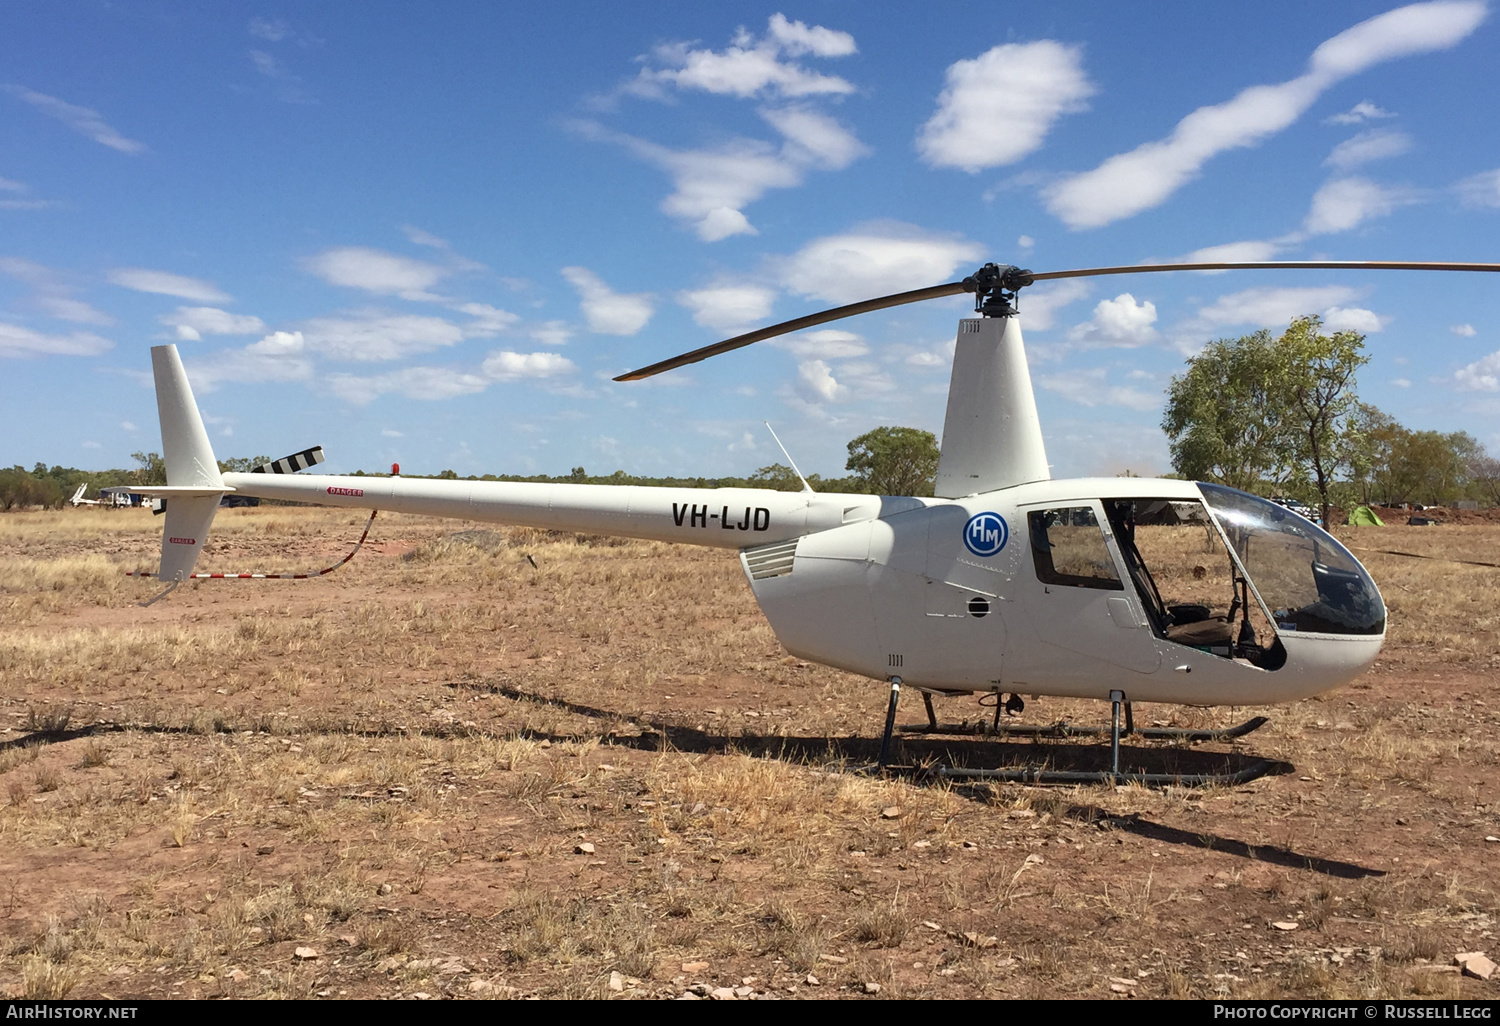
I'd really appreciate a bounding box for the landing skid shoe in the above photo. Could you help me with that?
[876,687,1276,787]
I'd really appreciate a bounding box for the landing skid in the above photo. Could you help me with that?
[870,678,1276,788]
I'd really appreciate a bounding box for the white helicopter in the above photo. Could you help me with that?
[128,259,1499,785]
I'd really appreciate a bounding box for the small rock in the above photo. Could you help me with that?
[226,969,248,982]
[821,954,848,964]
[962,841,978,850]
[677,992,702,1001]
[863,982,881,994]
[921,921,943,931]
[255,845,274,856]
[375,956,406,972]
[880,806,902,819]
[575,842,595,855]
[608,971,625,992]
[377,882,394,895]
[338,934,358,946]
[1486,836,1499,844]
[412,992,432,1000]
[710,987,737,1000]
[1008,809,1036,819]
[1110,977,1138,988]
[912,839,931,848]
[733,986,754,998]
[804,973,820,986]
[1272,921,1299,931]
[681,960,710,974]
[294,947,319,960]
[1456,952,1496,981]
[1109,982,1133,994]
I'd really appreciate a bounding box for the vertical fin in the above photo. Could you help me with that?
[152,345,223,489]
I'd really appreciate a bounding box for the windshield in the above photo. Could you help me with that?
[1197,483,1386,636]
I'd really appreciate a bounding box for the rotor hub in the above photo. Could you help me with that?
[961,263,1034,317]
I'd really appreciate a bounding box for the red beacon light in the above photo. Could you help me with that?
[391,463,400,477]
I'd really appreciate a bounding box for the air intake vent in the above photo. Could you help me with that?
[960,319,981,333]
[743,539,798,580]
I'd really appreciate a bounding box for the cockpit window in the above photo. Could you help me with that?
[1198,483,1386,636]
[1028,507,1123,590]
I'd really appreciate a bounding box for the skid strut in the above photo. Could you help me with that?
[899,689,1275,787]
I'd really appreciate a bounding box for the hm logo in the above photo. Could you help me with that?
[963,512,1008,558]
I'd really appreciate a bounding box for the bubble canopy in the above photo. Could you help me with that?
[1197,483,1386,637]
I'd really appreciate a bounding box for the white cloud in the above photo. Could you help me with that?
[1044,2,1486,228]
[1454,168,1500,208]
[1185,286,1385,336]
[481,350,577,381]
[1325,100,1396,125]
[402,225,451,249]
[917,41,1094,172]
[159,306,267,341]
[560,267,654,335]
[7,86,146,154]
[772,329,868,360]
[0,176,23,192]
[1016,278,1091,330]
[1173,240,1288,265]
[530,320,573,346]
[249,18,290,42]
[766,13,857,57]
[1452,323,1477,337]
[1391,377,1412,388]
[1454,351,1500,391]
[760,105,868,169]
[1303,176,1420,233]
[1325,128,1413,169]
[1017,235,1035,251]
[0,322,112,358]
[1069,293,1158,346]
[631,16,856,100]
[0,257,112,325]
[1323,307,1387,333]
[906,351,945,368]
[298,311,466,361]
[777,222,985,305]
[179,332,314,392]
[455,302,519,335]
[327,367,493,405]
[796,359,845,402]
[107,267,230,302]
[1039,367,1159,411]
[302,247,448,301]
[381,428,404,438]
[677,283,777,332]
[121,421,136,431]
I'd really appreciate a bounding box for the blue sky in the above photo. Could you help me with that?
[3,1,1499,480]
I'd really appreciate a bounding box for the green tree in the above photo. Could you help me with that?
[131,451,167,486]
[1162,329,1297,493]
[845,426,940,496]
[1280,317,1368,525]
[1163,317,1367,520]
[746,463,806,492]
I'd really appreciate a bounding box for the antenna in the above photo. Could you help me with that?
[763,422,814,494]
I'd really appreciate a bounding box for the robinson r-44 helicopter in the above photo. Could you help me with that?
[128,259,1500,786]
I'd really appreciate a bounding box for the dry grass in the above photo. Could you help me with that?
[0,506,1496,999]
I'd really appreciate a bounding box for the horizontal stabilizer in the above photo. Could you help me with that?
[252,446,325,475]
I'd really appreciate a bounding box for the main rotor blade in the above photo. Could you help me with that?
[1032,259,1500,281]
[613,281,965,381]
[615,260,1500,381]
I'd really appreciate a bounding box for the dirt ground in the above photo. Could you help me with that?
[0,505,1496,1001]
